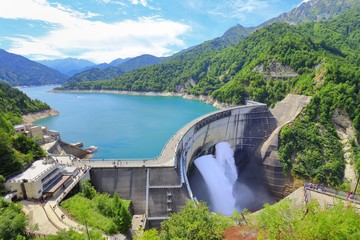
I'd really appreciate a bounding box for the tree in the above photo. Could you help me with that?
[0,197,27,240]
[12,134,46,159]
[0,129,22,176]
[160,201,232,240]
[0,175,6,194]
[112,193,132,233]
[80,180,97,199]
[135,228,160,240]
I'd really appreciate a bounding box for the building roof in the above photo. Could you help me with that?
[7,159,56,183]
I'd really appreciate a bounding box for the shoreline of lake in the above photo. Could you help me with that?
[22,108,60,123]
[51,89,234,109]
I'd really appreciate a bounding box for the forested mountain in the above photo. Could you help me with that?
[170,24,252,61]
[0,83,49,118]
[66,54,165,83]
[0,49,66,86]
[58,8,360,186]
[260,0,360,27]
[0,82,48,176]
[38,58,96,77]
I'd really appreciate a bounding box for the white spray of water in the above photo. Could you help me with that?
[215,142,237,185]
[194,142,237,215]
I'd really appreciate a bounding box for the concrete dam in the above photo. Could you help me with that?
[85,94,311,227]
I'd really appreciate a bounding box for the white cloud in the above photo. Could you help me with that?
[209,0,271,20]
[298,0,311,6]
[96,0,127,6]
[0,0,190,63]
[0,0,96,26]
[130,0,148,7]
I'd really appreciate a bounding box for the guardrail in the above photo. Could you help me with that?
[304,182,360,203]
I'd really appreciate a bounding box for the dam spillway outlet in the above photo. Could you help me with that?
[191,142,237,215]
[189,141,277,214]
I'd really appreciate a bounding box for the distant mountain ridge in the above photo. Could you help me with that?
[38,58,96,77]
[259,0,360,27]
[67,54,165,83]
[0,49,66,86]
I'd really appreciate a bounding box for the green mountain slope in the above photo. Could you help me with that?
[0,82,48,176]
[0,82,50,117]
[66,54,165,83]
[0,49,66,86]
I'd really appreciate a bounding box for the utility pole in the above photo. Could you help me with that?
[354,175,360,195]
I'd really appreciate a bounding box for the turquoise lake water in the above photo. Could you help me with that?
[20,86,217,159]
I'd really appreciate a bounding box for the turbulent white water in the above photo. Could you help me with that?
[194,142,237,215]
[215,142,238,185]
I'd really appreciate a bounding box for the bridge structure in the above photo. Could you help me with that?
[66,94,311,227]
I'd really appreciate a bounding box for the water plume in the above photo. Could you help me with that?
[194,142,237,215]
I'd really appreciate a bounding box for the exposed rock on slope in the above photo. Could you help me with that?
[332,108,357,190]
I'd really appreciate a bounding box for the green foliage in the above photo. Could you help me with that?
[37,228,105,240]
[0,129,23,176]
[12,134,46,159]
[0,111,13,133]
[160,201,232,240]
[0,175,5,194]
[0,197,27,240]
[61,194,118,234]
[350,139,360,177]
[0,82,50,116]
[0,127,47,177]
[279,119,344,186]
[62,185,131,234]
[135,228,160,240]
[80,180,97,200]
[254,198,360,240]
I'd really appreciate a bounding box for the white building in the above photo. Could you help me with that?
[5,158,76,200]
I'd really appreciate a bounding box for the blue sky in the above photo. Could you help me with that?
[0,0,307,63]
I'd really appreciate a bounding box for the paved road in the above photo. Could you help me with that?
[286,186,360,210]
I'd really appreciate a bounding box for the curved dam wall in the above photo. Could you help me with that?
[175,103,278,199]
[89,102,281,227]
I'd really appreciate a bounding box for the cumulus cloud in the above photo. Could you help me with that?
[0,0,190,63]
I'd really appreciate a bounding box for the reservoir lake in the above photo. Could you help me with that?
[20,86,217,159]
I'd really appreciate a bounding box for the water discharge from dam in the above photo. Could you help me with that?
[194,142,237,215]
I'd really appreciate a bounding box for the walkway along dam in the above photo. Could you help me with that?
[76,94,311,227]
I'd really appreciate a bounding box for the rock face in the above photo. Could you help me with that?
[22,109,59,123]
[259,0,360,27]
[254,61,298,79]
[332,108,358,190]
